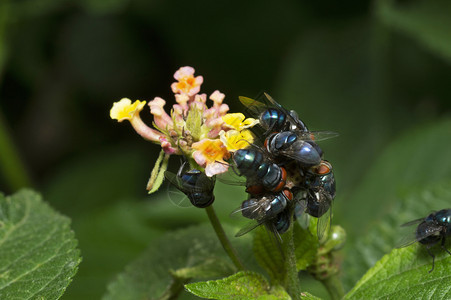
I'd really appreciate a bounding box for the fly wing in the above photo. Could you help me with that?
[296,131,339,142]
[230,198,265,221]
[400,218,425,227]
[193,172,216,193]
[216,163,248,186]
[164,170,185,192]
[317,203,332,242]
[164,171,192,208]
[238,96,268,120]
[396,222,441,248]
[235,219,266,237]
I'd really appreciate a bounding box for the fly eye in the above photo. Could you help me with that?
[314,161,332,175]
[282,188,293,201]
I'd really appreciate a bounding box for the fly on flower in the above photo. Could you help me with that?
[165,161,216,208]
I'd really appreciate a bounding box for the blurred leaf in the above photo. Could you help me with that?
[345,246,451,299]
[43,146,149,218]
[300,291,321,300]
[275,19,398,197]
[171,258,235,280]
[0,189,80,299]
[377,0,451,63]
[78,0,130,14]
[185,271,290,300]
[343,179,451,290]
[103,223,253,300]
[0,1,9,74]
[253,226,285,283]
[293,222,317,271]
[342,118,451,236]
[62,200,163,300]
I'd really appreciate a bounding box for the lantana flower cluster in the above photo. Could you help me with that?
[110,66,257,191]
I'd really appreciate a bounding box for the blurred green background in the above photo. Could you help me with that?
[1,0,451,299]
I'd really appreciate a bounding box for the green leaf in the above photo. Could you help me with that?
[147,149,170,194]
[377,0,451,63]
[293,222,317,271]
[63,201,163,300]
[342,118,451,236]
[345,246,451,299]
[253,226,285,283]
[0,189,81,299]
[343,178,451,290]
[185,271,290,300]
[103,223,253,300]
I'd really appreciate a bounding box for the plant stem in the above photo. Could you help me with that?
[283,217,301,300]
[321,273,345,300]
[205,205,245,271]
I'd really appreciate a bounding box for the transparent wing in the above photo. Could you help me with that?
[317,205,332,242]
[296,130,339,142]
[230,198,266,221]
[239,95,267,115]
[216,164,247,186]
[164,172,192,208]
[396,222,441,249]
[294,198,309,229]
[164,170,185,192]
[400,218,425,227]
[235,219,266,237]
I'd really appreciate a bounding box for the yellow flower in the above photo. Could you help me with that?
[222,113,258,131]
[219,129,255,152]
[110,98,162,142]
[110,98,146,122]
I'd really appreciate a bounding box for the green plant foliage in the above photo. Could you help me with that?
[253,225,285,283]
[377,0,451,62]
[184,271,290,300]
[64,200,164,300]
[103,223,253,300]
[342,118,451,236]
[346,246,451,299]
[343,179,451,290]
[293,222,317,271]
[0,189,80,299]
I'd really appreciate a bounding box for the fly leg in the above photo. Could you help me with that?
[426,246,435,273]
[440,236,451,256]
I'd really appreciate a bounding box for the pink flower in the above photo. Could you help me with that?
[171,66,203,96]
[192,139,231,177]
[148,97,173,130]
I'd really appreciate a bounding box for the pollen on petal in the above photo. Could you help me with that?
[110,98,146,122]
[192,139,230,175]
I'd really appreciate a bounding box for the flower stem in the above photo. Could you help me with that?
[321,273,345,300]
[283,216,301,300]
[205,205,245,271]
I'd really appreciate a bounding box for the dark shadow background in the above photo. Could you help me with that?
[1,0,451,298]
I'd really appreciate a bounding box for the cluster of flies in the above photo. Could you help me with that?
[164,93,451,271]
[166,93,337,241]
